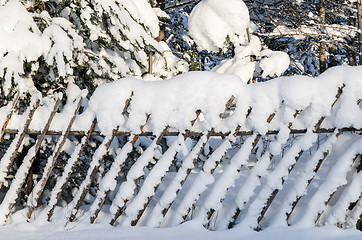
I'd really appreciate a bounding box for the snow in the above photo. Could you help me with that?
[1,65,362,238]
[188,0,250,52]
[109,136,169,216]
[0,0,49,94]
[259,50,290,78]
[0,209,361,240]
[0,0,361,239]
[88,71,245,136]
[325,171,362,226]
[189,0,290,82]
[122,134,186,226]
[170,135,234,227]
[147,136,207,228]
[119,0,160,38]
[201,135,256,212]
[1,65,362,141]
[268,132,340,227]
[237,130,317,229]
[295,138,362,228]
[0,94,42,185]
[27,92,86,209]
[0,0,188,97]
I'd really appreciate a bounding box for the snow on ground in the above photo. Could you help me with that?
[0,208,361,240]
[1,221,361,240]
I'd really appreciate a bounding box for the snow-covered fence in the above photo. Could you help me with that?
[0,67,362,231]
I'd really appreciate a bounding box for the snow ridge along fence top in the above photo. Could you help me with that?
[0,68,362,231]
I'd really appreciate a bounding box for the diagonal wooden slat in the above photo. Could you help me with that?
[0,97,61,224]
[0,80,361,232]
[130,96,238,227]
[90,124,166,224]
[324,167,362,227]
[203,112,278,229]
[169,133,235,227]
[143,97,239,228]
[227,84,345,230]
[345,193,362,229]
[314,154,361,226]
[46,119,96,221]
[0,98,41,190]
[67,94,136,223]
[67,129,118,223]
[202,134,257,229]
[0,92,20,142]
[109,110,202,226]
[284,88,357,226]
[26,96,84,219]
[146,133,209,228]
[163,107,255,228]
[284,131,341,224]
[292,137,362,227]
[48,93,133,221]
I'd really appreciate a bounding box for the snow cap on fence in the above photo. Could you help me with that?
[85,66,362,137]
[88,72,246,136]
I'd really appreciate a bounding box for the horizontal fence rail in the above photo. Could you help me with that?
[2,127,362,137]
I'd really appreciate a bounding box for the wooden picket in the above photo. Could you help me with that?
[0,83,361,232]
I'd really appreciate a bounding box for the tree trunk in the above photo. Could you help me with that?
[148,0,166,74]
[357,0,362,64]
[329,45,337,68]
[156,0,166,42]
[319,0,327,73]
[348,1,356,66]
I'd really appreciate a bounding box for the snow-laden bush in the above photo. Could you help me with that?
[0,0,188,99]
[188,0,290,83]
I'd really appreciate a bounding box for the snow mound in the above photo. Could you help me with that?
[188,0,250,52]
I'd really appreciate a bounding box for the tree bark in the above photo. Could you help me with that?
[357,0,362,64]
[156,0,166,42]
[347,1,356,66]
[319,0,327,73]
[148,0,166,74]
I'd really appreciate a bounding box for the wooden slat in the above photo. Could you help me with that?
[0,97,61,224]
[0,98,41,190]
[129,96,237,226]
[286,131,341,223]
[0,83,361,231]
[4,127,362,137]
[203,112,277,229]
[67,129,118,223]
[0,92,20,142]
[285,89,357,225]
[143,97,238,228]
[67,94,135,223]
[26,96,84,219]
[46,119,96,221]
[325,169,362,227]
[109,111,202,226]
[90,124,165,224]
[48,93,133,221]
[146,133,209,228]
[227,84,345,229]
[314,154,361,225]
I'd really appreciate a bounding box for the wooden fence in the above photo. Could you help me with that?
[0,73,362,231]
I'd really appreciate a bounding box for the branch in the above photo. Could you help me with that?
[165,0,201,10]
[26,1,48,11]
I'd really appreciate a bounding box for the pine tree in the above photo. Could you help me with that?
[0,0,188,101]
[243,0,361,76]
